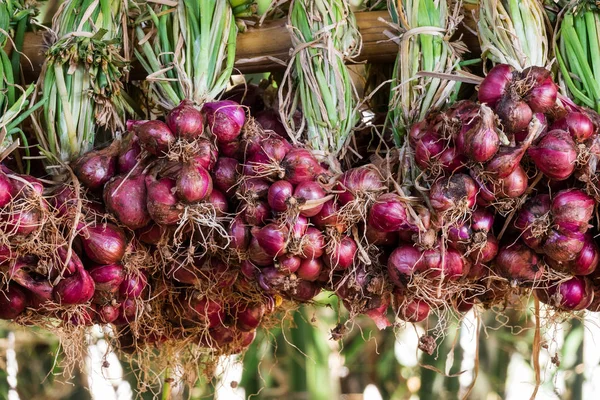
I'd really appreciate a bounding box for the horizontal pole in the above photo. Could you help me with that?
[13,11,398,81]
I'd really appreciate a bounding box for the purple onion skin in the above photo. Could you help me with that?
[79,223,127,265]
[368,193,410,232]
[53,267,95,305]
[118,135,142,174]
[167,100,204,141]
[204,100,246,143]
[528,130,577,181]
[134,120,176,155]
[119,272,148,299]
[146,176,181,226]
[104,174,151,230]
[0,171,12,207]
[73,144,118,190]
[0,284,27,319]
[537,276,594,311]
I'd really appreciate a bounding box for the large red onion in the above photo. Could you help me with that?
[119,271,148,299]
[368,193,410,232]
[88,263,125,303]
[551,189,594,234]
[478,64,514,107]
[73,143,118,190]
[312,199,347,233]
[104,174,151,230]
[528,130,577,181]
[134,120,176,155]
[203,100,246,143]
[551,112,594,143]
[514,194,551,253]
[167,100,204,140]
[255,223,288,257]
[337,166,385,206]
[234,302,266,332]
[268,180,294,212]
[429,174,477,212]
[536,276,594,311]
[496,97,533,133]
[461,105,500,162]
[213,157,240,196]
[281,149,325,185]
[0,284,27,319]
[53,265,95,305]
[495,243,543,282]
[387,245,423,286]
[296,258,323,281]
[294,181,326,217]
[79,223,126,264]
[176,162,213,203]
[324,236,357,270]
[146,175,181,226]
[300,228,325,259]
[543,229,585,263]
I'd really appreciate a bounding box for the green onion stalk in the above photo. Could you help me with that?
[476,0,549,70]
[0,1,41,170]
[386,0,464,145]
[555,2,600,113]
[280,0,361,167]
[32,0,134,164]
[134,0,236,110]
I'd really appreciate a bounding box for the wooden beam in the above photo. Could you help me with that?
[13,11,396,81]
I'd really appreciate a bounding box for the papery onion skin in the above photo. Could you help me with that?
[551,189,594,234]
[336,166,385,206]
[79,223,126,265]
[0,284,27,319]
[387,245,423,286]
[495,243,543,282]
[135,120,176,155]
[528,130,577,181]
[324,236,357,271]
[368,193,410,232]
[429,174,477,212]
[104,174,151,230]
[536,276,594,311]
[166,100,204,140]
[478,64,514,107]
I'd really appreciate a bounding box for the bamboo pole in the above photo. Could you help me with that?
[11,11,397,81]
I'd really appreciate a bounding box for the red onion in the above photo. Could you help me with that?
[289,215,309,239]
[8,261,52,303]
[53,265,95,305]
[203,100,246,143]
[300,228,324,259]
[337,166,385,206]
[239,178,270,200]
[543,229,585,262]
[9,174,44,198]
[324,236,357,270]
[176,162,213,203]
[429,174,477,212]
[395,296,430,323]
[213,157,240,196]
[136,223,166,245]
[119,271,148,299]
[471,209,494,233]
[515,112,548,143]
[281,149,325,185]
[268,180,294,212]
[536,276,594,311]
[470,233,499,263]
[552,112,594,143]
[240,260,260,278]
[296,258,323,281]
[50,184,77,217]
[255,223,288,257]
[461,105,500,162]
[79,223,126,264]
[496,97,533,133]
[246,136,292,174]
[169,258,199,285]
[277,254,302,274]
[134,120,176,155]
[248,237,275,266]
[526,77,558,113]
[229,216,250,251]
[257,267,287,293]
[220,139,242,159]
[193,138,218,171]
[514,194,551,253]
[528,130,577,181]
[368,193,410,232]
[437,147,466,173]
[551,189,594,234]
[1,208,40,236]
[183,292,224,328]
[208,189,228,216]
[494,165,528,198]
[478,64,514,107]
[73,142,118,190]
[414,131,445,169]
[95,303,120,323]
[146,176,181,226]
[388,245,423,286]
[118,135,142,174]
[289,279,320,302]
[104,174,151,230]
[88,263,125,303]
[409,119,428,145]
[294,181,326,217]
[167,100,204,140]
[234,302,266,332]
[0,284,27,319]
[0,171,12,207]
[448,223,471,251]
[255,109,286,137]
[567,234,599,275]
[495,243,543,282]
[312,200,347,233]
[0,244,12,264]
[366,226,398,246]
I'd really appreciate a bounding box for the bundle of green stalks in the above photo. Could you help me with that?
[280,0,361,165]
[386,0,464,145]
[33,0,134,164]
[475,0,549,69]
[134,0,236,109]
[556,2,600,112]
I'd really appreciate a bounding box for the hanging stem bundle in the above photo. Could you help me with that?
[32,0,134,164]
[280,0,362,165]
[134,0,237,109]
[555,2,600,112]
[386,0,464,145]
[476,0,549,70]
